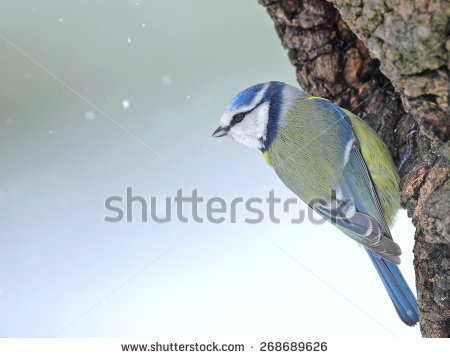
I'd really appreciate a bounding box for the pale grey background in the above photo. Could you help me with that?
[0,0,419,338]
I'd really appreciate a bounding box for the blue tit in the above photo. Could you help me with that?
[212,81,419,326]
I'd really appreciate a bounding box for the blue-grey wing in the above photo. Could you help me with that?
[311,99,401,263]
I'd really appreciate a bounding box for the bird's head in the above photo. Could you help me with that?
[212,81,306,150]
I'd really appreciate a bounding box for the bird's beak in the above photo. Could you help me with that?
[212,125,229,138]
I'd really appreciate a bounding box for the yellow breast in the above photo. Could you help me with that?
[262,150,272,166]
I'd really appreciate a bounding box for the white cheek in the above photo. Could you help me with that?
[228,128,261,149]
[228,102,269,149]
[250,103,270,138]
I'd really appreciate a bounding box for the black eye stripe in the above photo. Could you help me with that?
[230,97,266,127]
[231,112,245,125]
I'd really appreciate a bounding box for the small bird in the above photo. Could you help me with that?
[212,81,419,326]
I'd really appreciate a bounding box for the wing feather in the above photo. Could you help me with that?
[308,99,401,263]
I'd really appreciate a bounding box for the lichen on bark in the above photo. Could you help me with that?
[333,0,449,144]
[259,0,449,337]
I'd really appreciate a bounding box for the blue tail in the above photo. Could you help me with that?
[366,248,419,326]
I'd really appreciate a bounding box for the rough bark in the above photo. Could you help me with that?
[259,0,450,337]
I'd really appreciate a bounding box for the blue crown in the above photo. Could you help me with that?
[227,83,265,110]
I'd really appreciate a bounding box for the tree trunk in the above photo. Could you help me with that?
[259,0,450,337]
